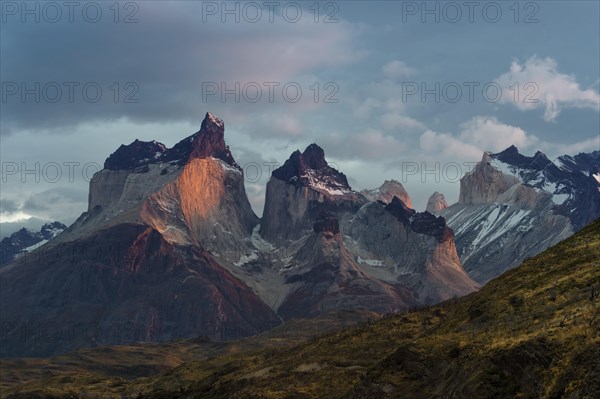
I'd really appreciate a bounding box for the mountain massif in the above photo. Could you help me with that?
[440,147,600,284]
[2,216,597,398]
[1,112,597,359]
[0,221,66,266]
[0,113,478,357]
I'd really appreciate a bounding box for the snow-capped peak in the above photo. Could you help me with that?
[272,143,354,196]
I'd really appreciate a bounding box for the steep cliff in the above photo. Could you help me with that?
[441,147,589,284]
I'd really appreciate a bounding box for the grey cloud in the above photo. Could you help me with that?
[0,198,20,214]
[0,217,49,239]
[19,187,87,224]
[1,2,360,134]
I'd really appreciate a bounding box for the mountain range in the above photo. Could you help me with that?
[0,112,598,358]
[440,146,599,283]
[0,221,66,266]
[1,216,597,398]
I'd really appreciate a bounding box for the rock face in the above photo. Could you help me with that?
[0,223,279,358]
[458,152,520,205]
[83,112,257,255]
[260,144,367,242]
[0,221,66,266]
[426,192,448,214]
[261,145,478,318]
[361,180,412,208]
[0,113,273,357]
[441,146,599,284]
[0,114,480,358]
[492,145,600,230]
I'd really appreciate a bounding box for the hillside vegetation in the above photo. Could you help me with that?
[2,219,599,398]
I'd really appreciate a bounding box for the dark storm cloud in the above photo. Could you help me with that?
[0,217,49,238]
[1,1,598,222]
[21,186,87,212]
[1,2,359,134]
[0,198,20,214]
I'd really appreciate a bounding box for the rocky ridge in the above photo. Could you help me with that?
[426,192,448,214]
[0,221,66,266]
[361,180,413,208]
[1,113,479,357]
[440,146,598,283]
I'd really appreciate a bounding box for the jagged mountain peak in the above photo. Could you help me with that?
[489,145,600,230]
[104,139,168,170]
[383,196,415,222]
[104,112,238,171]
[280,144,329,174]
[186,112,237,167]
[426,192,448,214]
[203,111,224,129]
[301,143,328,170]
[492,146,555,173]
[384,196,453,242]
[272,143,351,195]
[459,151,519,205]
[443,145,598,283]
[361,179,412,207]
[261,144,367,241]
[85,112,256,251]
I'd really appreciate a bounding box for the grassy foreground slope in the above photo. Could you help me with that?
[137,218,600,399]
[0,311,380,398]
[2,219,599,398]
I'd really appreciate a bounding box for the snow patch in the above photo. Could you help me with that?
[280,256,295,272]
[357,256,384,266]
[251,225,274,252]
[470,206,504,248]
[303,170,351,196]
[552,193,569,205]
[490,158,519,178]
[214,158,241,174]
[484,209,530,244]
[234,252,258,267]
[23,239,48,252]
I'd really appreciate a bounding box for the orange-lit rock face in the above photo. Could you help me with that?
[139,158,229,243]
[139,157,257,251]
[177,158,227,222]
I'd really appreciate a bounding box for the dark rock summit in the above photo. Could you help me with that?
[104,140,167,170]
[272,143,351,191]
[383,196,415,224]
[384,197,453,243]
[171,112,239,168]
[104,112,239,170]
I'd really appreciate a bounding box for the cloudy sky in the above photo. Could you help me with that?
[1,0,599,237]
